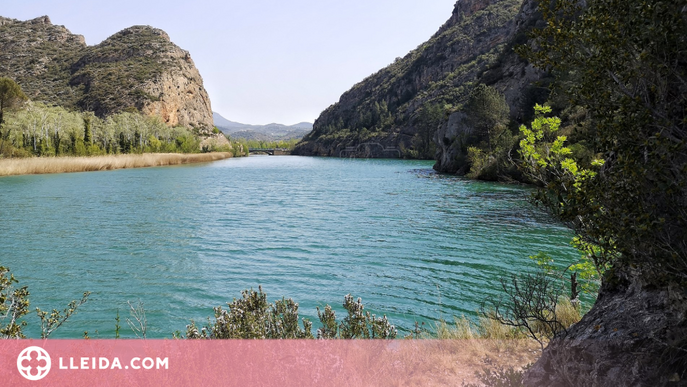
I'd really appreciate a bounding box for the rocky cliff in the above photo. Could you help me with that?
[0,16,214,130]
[293,0,541,160]
[434,0,543,173]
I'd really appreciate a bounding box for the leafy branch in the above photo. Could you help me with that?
[36,291,91,339]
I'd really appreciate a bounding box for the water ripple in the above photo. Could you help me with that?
[0,156,578,337]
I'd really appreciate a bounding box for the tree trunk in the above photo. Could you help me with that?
[525,266,687,386]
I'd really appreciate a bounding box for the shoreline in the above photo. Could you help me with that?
[0,152,234,177]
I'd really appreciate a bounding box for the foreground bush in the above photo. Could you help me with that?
[0,265,89,338]
[182,287,397,340]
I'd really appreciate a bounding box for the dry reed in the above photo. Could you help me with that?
[0,153,234,177]
[424,316,539,385]
[426,297,582,382]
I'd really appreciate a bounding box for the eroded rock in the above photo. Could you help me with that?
[0,17,213,131]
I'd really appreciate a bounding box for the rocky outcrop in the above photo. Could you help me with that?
[199,132,231,149]
[294,0,528,157]
[0,16,87,107]
[525,267,687,386]
[432,112,474,174]
[70,26,214,130]
[0,16,213,130]
[433,0,544,173]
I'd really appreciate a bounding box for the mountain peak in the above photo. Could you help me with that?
[0,15,213,130]
[111,25,171,42]
[29,15,51,25]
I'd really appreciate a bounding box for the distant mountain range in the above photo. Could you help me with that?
[213,112,312,141]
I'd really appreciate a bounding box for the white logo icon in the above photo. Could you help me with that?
[17,346,51,381]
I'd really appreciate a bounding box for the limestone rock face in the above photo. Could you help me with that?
[432,112,474,174]
[141,69,214,130]
[525,267,687,386]
[0,17,213,130]
[70,26,213,130]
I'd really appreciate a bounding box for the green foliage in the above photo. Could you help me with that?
[0,77,27,120]
[412,103,445,159]
[0,266,30,338]
[566,236,612,298]
[462,84,516,180]
[83,114,92,144]
[338,294,398,339]
[518,0,687,280]
[36,292,90,339]
[466,146,494,180]
[0,77,28,156]
[186,287,313,339]
[184,287,396,340]
[465,84,510,150]
[2,102,203,157]
[518,105,619,274]
[316,305,338,339]
[175,134,200,154]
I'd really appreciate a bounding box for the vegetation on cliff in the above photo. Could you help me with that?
[0,16,214,131]
[508,0,687,385]
[294,0,525,158]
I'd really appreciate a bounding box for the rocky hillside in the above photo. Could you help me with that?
[434,0,543,173]
[0,16,214,131]
[294,0,544,165]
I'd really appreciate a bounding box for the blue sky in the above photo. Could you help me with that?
[3,0,457,125]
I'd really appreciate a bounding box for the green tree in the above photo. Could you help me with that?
[519,0,687,280]
[183,287,396,340]
[464,84,510,153]
[0,78,27,154]
[516,0,687,384]
[413,102,445,159]
[83,114,93,145]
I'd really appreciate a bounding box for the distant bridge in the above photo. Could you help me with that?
[248,148,290,155]
[340,142,401,158]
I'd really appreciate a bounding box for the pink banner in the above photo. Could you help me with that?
[1,339,534,386]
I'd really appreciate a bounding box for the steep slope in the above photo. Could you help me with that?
[0,16,86,108]
[433,0,543,173]
[293,0,532,158]
[0,16,213,130]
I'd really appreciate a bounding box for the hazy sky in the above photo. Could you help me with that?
[4,0,457,125]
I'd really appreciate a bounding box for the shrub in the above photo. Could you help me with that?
[183,287,396,340]
[0,265,89,338]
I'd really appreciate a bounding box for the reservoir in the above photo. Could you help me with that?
[0,156,578,338]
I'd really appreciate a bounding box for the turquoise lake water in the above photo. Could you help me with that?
[0,156,578,338]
